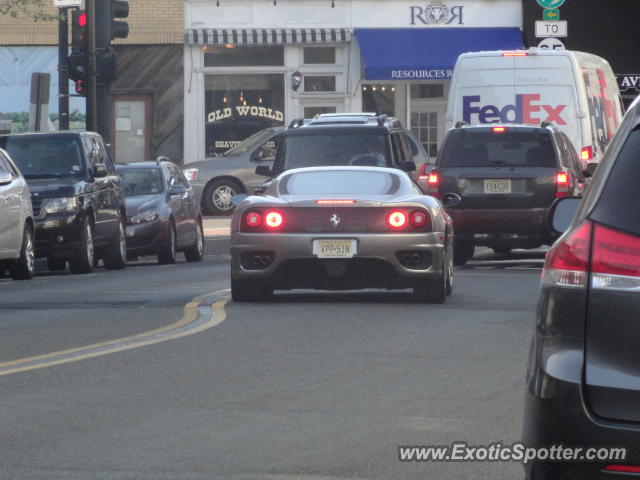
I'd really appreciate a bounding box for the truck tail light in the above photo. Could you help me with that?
[418,163,430,181]
[580,146,593,164]
[427,171,440,199]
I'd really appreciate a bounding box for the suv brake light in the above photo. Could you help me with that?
[555,171,570,198]
[427,172,440,198]
[418,163,430,181]
[502,51,527,56]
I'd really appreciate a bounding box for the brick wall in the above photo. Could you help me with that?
[0,0,184,45]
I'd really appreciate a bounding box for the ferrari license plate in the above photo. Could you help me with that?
[313,239,357,258]
[484,179,511,194]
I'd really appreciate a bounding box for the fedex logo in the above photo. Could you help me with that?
[462,95,567,125]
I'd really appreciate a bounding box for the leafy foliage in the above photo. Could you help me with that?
[0,0,58,22]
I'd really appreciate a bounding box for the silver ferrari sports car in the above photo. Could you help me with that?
[230,166,454,303]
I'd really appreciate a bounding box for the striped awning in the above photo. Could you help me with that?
[186,28,351,45]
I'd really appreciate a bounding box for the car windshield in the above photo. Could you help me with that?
[440,130,556,168]
[224,128,277,155]
[119,169,164,197]
[0,135,86,178]
[280,170,399,196]
[283,132,391,170]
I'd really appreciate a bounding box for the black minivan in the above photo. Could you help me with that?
[428,124,585,265]
[523,97,640,478]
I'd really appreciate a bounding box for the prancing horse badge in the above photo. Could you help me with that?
[330,214,340,228]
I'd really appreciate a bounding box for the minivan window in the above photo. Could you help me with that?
[439,130,556,168]
[282,132,390,170]
[1,135,86,179]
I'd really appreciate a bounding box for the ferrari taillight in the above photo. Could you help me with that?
[264,211,284,229]
[244,211,262,228]
[387,210,408,229]
[410,210,428,228]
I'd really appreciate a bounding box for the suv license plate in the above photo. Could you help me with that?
[484,179,511,194]
[313,239,357,258]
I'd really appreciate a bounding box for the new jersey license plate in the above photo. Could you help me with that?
[484,179,511,194]
[312,239,357,258]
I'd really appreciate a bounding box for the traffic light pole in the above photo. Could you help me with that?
[85,0,97,132]
[95,0,112,145]
[57,7,69,131]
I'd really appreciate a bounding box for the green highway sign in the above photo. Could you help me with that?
[536,0,566,8]
[543,8,560,20]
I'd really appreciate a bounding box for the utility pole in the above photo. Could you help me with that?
[57,8,70,130]
[85,0,97,131]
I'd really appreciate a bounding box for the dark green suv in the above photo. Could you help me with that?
[427,123,586,265]
[0,131,127,274]
[257,113,417,178]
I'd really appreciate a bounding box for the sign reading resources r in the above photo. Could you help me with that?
[536,0,566,8]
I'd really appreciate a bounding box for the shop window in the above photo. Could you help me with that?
[303,47,336,64]
[411,112,438,158]
[304,106,337,118]
[304,76,336,92]
[205,74,285,156]
[362,84,395,116]
[204,45,284,67]
[410,84,444,99]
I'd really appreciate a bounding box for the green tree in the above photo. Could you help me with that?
[0,0,57,21]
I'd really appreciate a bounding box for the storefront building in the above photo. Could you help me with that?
[184,0,523,164]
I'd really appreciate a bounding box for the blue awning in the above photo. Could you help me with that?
[355,28,524,81]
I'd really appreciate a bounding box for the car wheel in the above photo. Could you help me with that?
[445,251,454,296]
[103,221,127,270]
[157,222,177,265]
[10,225,35,280]
[231,278,273,302]
[414,260,447,304]
[47,257,67,271]
[453,239,474,266]
[69,218,94,274]
[184,220,205,262]
[204,179,242,215]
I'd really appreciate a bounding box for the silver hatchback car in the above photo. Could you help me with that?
[0,148,35,280]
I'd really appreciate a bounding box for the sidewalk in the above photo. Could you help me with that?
[203,217,230,237]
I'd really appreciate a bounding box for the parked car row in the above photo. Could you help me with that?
[0,132,204,281]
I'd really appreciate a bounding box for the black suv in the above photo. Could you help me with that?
[0,131,127,274]
[256,113,417,178]
[428,123,586,265]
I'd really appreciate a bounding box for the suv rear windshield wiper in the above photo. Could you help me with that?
[24,174,64,179]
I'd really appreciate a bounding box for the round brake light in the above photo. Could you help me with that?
[410,210,428,228]
[265,211,283,229]
[245,211,262,228]
[387,210,407,229]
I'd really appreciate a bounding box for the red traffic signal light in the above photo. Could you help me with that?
[77,12,86,27]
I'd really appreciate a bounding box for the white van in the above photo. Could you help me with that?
[445,49,624,166]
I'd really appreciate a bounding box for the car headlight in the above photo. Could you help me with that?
[43,197,78,214]
[183,168,199,181]
[130,209,159,224]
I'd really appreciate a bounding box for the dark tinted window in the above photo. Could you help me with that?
[119,169,164,197]
[280,170,399,195]
[591,128,640,236]
[439,130,556,168]
[282,132,390,170]
[1,135,86,179]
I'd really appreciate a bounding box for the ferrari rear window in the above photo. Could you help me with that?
[280,170,399,195]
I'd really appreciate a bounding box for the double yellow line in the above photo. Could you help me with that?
[0,290,229,377]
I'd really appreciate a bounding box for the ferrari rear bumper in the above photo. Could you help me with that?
[230,232,447,290]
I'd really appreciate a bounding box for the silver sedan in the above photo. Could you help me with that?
[230,166,454,303]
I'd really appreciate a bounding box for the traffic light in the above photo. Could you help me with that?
[69,10,88,95]
[110,0,129,40]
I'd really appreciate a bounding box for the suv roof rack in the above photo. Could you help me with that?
[540,121,553,128]
[376,114,388,126]
[454,121,468,128]
[288,118,306,129]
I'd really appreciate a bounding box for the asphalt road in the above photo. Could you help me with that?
[0,238,544,480]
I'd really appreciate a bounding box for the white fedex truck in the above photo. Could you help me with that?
[445,49,624,166]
